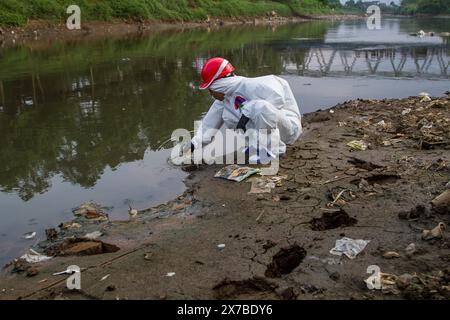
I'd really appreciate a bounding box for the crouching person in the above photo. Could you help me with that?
[191,57,302,162]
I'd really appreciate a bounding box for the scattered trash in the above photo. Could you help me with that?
[365,270,398,293]
[417,30,426,37]
[420,95,432,102]
[347,140,369,151]
[45,228,58,241]
[405,243,417,256]
[422,222,446,241]
[100,274,110,281]
[330,237,370,259]
[383,251,401,259]
[53,265,80,276]
[431,189,450,209]
[128,204,138,218]
[166,272,176,277]
[248,176,286,194]
[401,108,412,116]
[215,165,260,182]
[60,222,82,230]
[217,244,226,250]
[20,249,52,264]
[375,120,386,127]
[418,118,433,130]
[72,202,108,221]
[84,231,103,240]
[22,232,36,240]
[329,109,335,114]
[144,253,153,261]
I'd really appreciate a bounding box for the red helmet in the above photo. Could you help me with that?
[199,57,235,90]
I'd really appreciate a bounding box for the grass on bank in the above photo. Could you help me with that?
[0,0,332,27]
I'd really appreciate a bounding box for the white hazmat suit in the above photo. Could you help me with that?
[192,75,302,156]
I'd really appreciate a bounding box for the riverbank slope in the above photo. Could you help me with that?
[1,95,449,300]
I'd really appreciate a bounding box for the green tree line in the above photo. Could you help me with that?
[0,0,334,27]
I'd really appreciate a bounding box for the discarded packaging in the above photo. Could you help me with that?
[84,231,103,240]
[22,232,36,240]
[53,265,80,276]
[431,189,450,208]
[383,251,401,259]
[422,222,446,240]
[248,176,286,194]
[405,243,417,256]
[401,108,412,116]
[166,272,176,277]
[217,244,226,250]
[128,208,138,218]
[60,222,82,230]
[20,249,52,264]
[347,140,369,151]
[100,274,110,281]
[73,202,108,220]
[365,268,398,292]
[330,237,370,259]
[215,165,260,182]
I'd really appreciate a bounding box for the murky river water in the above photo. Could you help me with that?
[0,17,449,265]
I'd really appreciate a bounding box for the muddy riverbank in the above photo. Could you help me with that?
[1,95,449,300]
[0,14,362,47]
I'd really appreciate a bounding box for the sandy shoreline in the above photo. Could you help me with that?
[1,94,449,300]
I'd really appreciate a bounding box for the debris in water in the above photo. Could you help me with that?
[22,232,36,240]
[72,202,108,221]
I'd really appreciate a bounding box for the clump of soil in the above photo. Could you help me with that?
[310,209,357,231]
[365,174,401,185]
[45,238,120,257]
[398,205,428,220]
[347,157,383,171]
[265,244,307,278]
[213,277,278,299]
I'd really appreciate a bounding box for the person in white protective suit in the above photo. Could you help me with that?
[191,57,302,160]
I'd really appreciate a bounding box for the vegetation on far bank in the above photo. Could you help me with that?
[0,0,335,27]
[339,0,449,16]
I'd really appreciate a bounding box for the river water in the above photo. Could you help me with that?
[0,17,449,266]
